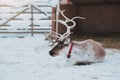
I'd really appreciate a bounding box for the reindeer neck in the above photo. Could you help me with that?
[59,43,72,57]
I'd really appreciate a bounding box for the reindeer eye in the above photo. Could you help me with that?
[58,45,62,48]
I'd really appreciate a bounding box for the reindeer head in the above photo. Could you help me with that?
[49,39,69,57]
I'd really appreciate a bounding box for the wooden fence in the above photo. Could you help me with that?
[0,4,52,37]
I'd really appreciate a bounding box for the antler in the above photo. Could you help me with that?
[57,9,85,41]
[45,9,85,45]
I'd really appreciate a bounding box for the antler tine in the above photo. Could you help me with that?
[57,9,76,41]
[59,29,71,41]
[56,21,70,41]
[71,16,86,20]
[59,9,70,21]
[51,31,62,39]
[58,20,76,29]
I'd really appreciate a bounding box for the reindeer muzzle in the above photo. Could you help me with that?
[49,50,55,57]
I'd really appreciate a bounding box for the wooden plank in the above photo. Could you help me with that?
[70,0,120,5]
[70,0,106,5]
[37,5,52,7]
[10,18,23,20]
[0,28,51,30]
[0,5,13,7]
[29,24,41,27]
[28,28,51,30]
[40,17,51,20]
[32,5,47,16]
[0,30,51,33]
[22,12,52,14]
[0,7,29,27]
[52,7,56,32]
[8,12,52,14]
[0,24,11,26]
[109,0,120,3]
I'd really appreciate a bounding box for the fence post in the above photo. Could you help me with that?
[52,7,56,32]
[31,5,34,36]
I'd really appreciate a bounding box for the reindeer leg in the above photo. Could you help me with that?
[74,61,93,65]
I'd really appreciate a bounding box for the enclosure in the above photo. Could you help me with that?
[0,0,120,80]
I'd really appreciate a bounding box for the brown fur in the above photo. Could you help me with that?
[73,39,105,62]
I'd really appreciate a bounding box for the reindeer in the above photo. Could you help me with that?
[49,39,105,65]
[48,9,105,65]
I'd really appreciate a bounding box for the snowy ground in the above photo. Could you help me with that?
[0,34,120,80]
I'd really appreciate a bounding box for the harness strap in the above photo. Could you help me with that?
[67,42,73,59]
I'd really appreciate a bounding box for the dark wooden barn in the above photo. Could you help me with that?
[53,0,120,36]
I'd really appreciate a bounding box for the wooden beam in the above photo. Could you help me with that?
[52,7,56,32]
[0,7,29,27]
[32,5,47,16]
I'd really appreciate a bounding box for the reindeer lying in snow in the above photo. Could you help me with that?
[48,8,105,65]
[49,39,105,65]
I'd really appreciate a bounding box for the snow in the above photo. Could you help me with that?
[0,34,120,80]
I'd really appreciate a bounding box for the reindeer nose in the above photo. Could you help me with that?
[49,51,54,56]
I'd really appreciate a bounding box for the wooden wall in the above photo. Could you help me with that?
[70,0,120,5]
[56,4,120,35]
[78,5,120,35]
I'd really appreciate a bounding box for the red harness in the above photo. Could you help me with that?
[67,42,73,59]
